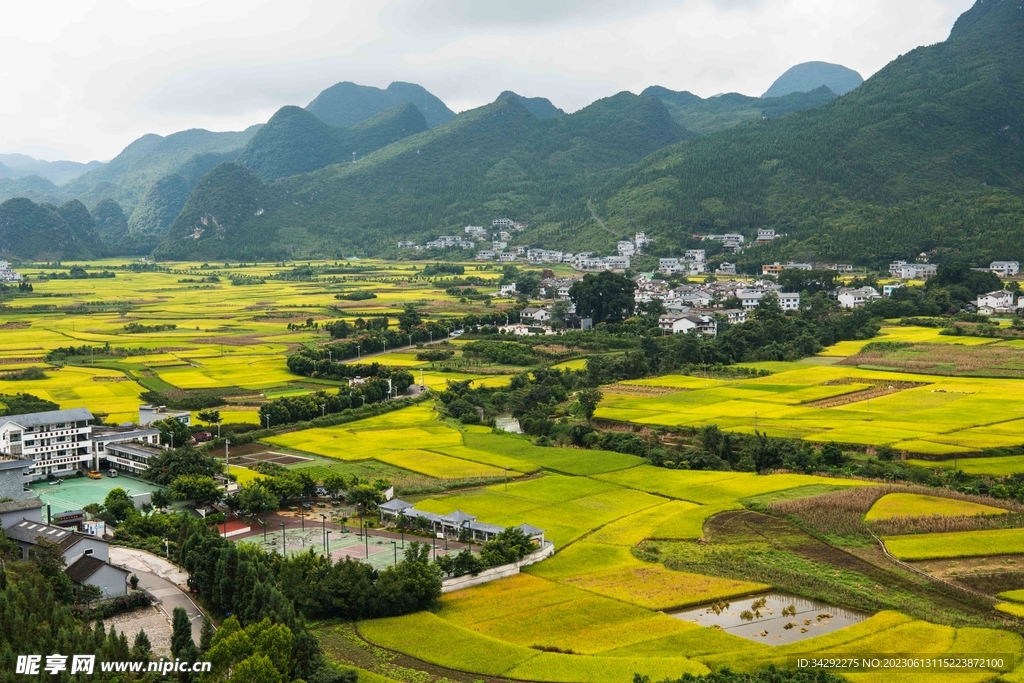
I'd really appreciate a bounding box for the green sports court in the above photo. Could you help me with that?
[30,475,164,515]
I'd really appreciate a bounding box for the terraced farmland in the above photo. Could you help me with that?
[597,362,1024,455]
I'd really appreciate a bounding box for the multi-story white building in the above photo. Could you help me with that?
[889,262,937,280]
[717,262,737,275]
[977,290,1016,313]
[92,428,161,474]
[756,229,776,242]
[475,250,496,261]
[492,218,515,229]
[0,409,94,481]
[778,292,801,311]
[0,261,23,282]
[464,226,489,240]
[617,241,636,257]
[991,261,1020,277]
[685,249,706,262]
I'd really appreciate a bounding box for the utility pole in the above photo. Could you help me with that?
[225,439,230,471]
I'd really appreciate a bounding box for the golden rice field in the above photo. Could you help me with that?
[306,403,1024,683]
[0,259,513,421]
[885,528,1024,561]
[865,493,1009,521]
[596,360,1024,455]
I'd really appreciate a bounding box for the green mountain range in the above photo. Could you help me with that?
[3,0,1020,265]
[153,91,689,259]
[582,0,1024,267]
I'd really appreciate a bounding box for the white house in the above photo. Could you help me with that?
[991,261,1020,277]
[977,290,1015,313]
[890,262,937,280]
[685,249,706,263]
[837,287,881,309]
[475,250,496,261]
[883,283,904,297]
[0,261,22,282]
[717,262,737,275]
[4,519,130,597]
[617,241,636,257]
[520,307,552,323]
[778,292,801,311]
[756,229,776,242]
[499,283,517,297]
[659,314,717,336]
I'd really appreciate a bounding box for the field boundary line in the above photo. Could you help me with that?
[871,530,995,603]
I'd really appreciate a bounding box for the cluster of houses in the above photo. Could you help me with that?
[761,261,855,275]
[976,290,1024,315]
[659,250,708,276]
[399,219,528,255]
[0,260,23,282]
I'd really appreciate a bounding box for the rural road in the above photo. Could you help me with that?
[110,547,205,645]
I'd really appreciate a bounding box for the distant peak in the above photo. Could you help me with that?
[762,61,863,98]
[496,91,565,119]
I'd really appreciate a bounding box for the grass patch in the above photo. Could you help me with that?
[565,565,767,611]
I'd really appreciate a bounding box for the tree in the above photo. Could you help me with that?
[151,489,172,509]
[103,487,136,523]
[197,409,221,429]
[170,606,192,658]
[549,300,571,330]
[820,442,845,467]
[170,474,222,506]
[575,388,603,421]
[397,304,423,333]
[154,417,192,449]
[199,616,215,653]
[129,574,140,590]
[143,446,223,485]
[569,271,637,324]
[236,482,279,517]
[347,483,385,514]
[132,629,152,660]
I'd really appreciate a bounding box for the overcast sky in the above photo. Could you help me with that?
[0,0,975,162]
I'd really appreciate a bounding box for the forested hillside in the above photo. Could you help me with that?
[0,198,103,259]
[154,91,689,258]
[642,86,839,135]
[236,102,428,181]
[580,0,1024,267]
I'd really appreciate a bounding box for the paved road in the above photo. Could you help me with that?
[110,547,205,645]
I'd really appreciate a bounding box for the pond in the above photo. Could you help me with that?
[670,592,868,645]
[494,414,522,433]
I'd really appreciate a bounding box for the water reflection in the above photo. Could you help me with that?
[670,592,868,645]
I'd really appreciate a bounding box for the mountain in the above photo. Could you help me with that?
[154,91,688,259]
[585,0,1024,266]
[642,86,838,135]
[498,92,564,119]
[306,81,455,128]
[0,154,105,185]
[762,61,863,98]
[127,174,191,236]
[154,163,281,261]
[91,198,129,243]
[62,127,260,214]
[0,198,102,260]
[237,102,428,182]
[0,175,63,206]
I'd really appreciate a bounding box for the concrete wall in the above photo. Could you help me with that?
[0,506,42,529]
[86,564,129,597]
[64,536,111,565]
[441,542,555,594]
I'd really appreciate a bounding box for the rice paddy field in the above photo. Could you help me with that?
[10,262,1024,681]
[0,259,513,423]
[865,493,1010,521]
[298,404,1024,682]
[596,360,1024,456]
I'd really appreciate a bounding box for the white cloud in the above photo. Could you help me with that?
[0,0,974,162]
